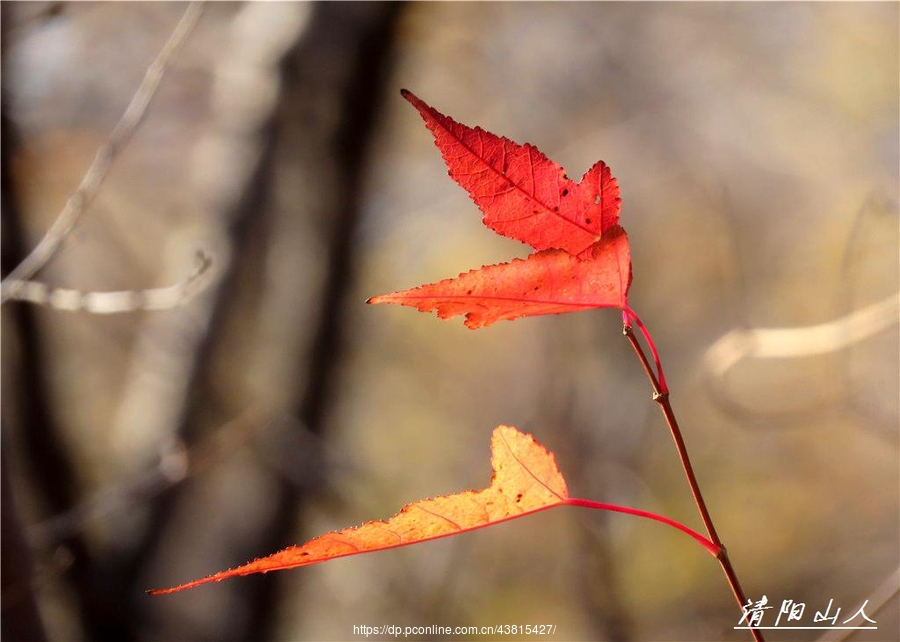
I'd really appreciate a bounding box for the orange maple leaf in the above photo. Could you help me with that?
[149,426,718,595]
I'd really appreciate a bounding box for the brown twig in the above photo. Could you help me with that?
[623,322,764,642]
[0,2,204,304]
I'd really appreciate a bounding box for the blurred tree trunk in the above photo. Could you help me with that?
[2,112,126,641]
[245,4,403,639]
[1,443,47,642]
[117,3,404,640]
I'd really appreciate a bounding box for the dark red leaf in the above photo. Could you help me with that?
[402,89,620,258]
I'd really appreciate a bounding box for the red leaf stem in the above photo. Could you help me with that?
[624,307,668,393]
[564,498,720,556]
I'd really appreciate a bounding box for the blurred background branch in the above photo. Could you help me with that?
[1,2,204,304]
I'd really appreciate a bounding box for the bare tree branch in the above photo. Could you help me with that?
[3,249,214,313]
[0,2,204,304]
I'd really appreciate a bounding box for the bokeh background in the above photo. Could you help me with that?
[2,3,897,641]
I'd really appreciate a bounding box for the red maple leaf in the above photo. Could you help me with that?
[369,225,631,329]
[369,90,631,328]
[149,426,718,595]
[402,89,621,258]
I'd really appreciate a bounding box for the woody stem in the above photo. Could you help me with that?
[622,316,764,642]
